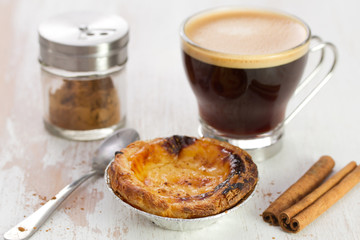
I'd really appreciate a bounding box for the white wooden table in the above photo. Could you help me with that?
[1,0,359,239]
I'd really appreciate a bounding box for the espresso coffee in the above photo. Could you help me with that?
[181,8,310,137]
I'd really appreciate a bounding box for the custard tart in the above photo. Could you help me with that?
[107,135,258,219]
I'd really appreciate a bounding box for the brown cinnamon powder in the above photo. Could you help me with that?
[49,77,120,130]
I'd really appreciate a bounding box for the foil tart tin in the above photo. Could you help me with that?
[104,161,257,231]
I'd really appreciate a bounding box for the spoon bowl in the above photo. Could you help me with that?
[92,129,140,173]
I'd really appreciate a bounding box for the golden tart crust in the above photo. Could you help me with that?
[107,135,258,219]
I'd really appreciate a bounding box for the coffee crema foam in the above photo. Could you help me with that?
[182,8,310,68]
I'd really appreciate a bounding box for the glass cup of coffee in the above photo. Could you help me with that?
[180,7,337,160]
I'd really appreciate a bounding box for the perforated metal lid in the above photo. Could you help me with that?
[38,12,129,72]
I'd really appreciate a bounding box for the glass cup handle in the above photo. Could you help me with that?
[284,36,338,125]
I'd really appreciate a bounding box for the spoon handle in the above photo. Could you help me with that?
[4,170,98,240]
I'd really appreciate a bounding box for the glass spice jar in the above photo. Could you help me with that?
[38,12,129,141]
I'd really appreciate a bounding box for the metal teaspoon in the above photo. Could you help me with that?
[4,128,140,240]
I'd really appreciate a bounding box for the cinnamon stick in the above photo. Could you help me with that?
[281,164,360,233]
[279,161,357,232]
[262,156,335,225]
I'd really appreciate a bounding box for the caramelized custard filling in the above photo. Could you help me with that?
[108,135,258,218]
[129,138,232,198]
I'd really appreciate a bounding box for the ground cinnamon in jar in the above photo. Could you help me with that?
[38,12,129,140]
[49,77,121,131]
